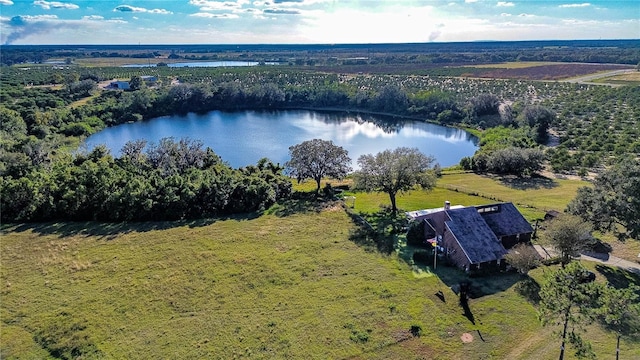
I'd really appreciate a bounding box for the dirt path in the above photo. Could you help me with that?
[534,245,640,274]
[561,69,635,86]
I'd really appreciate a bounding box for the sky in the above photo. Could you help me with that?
[0,1,638,45]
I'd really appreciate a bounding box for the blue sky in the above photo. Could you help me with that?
[1,1,638,44]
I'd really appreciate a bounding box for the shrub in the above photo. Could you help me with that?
[410,324,422,337]
[412,250,432,264]
[406,221,426,247]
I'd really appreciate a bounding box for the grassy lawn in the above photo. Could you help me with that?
[69,93,99,108]
[0,211,517,359]
[333,172,589,222]
[436,173,589,219]
[2,207,637,359]
[2,175,636,358]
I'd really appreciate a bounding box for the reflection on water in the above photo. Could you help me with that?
[83,110,478,168]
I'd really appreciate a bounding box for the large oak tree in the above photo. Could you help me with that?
[544,214,593,266]
[353,147,437,214]
[285,139,352,193]
[567,159,640,240]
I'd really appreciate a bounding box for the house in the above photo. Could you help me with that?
[406,201,533,271]
[140,75,157,86]
[109,80,130,90]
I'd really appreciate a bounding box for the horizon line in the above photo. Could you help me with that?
[3,38,640,47]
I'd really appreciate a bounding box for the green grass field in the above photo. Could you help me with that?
[2,174,638,359]
[339,172,589,222]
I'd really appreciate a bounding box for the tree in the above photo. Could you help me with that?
[67,79,96,98]
[567,159,640,240]
[504,243,540,274]
[597,285,640,360]
[544,214,593,266]
[354,147,436,214]
[469,93,500,117]
[285,139,351,193]
[539,262,602,360]
[485,147,544,176]
[374,85,408,113]
[518,105,555,144]
[129,75,145,91]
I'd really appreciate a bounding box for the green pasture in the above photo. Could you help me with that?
[332,172,590,222]
[3,174,635,359]
[2,204,637,359]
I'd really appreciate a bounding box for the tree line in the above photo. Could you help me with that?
[1,138,291,222]
[3,40,638,66]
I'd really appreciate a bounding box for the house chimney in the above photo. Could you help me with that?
[444,200,451,210]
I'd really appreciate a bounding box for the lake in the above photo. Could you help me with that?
[122,61,279,68]
[82,110,478,169]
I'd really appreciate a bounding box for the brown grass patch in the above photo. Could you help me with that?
[471,64,633,80]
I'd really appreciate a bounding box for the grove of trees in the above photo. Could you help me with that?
[1,138,292,222]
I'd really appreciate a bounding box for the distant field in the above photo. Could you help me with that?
[74,57,183,67]
[467,62,563,69]
[2,205,638,359]
[594,71,640,85]
[465,63,634,81]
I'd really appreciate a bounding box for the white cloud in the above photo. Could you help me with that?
[82,15,103,20]
[263,8,301,14]
[0,0,14,5]
[299,5,450,43]
[113,5,172,14]
[114,5,146,13]
[465,0,478,3]
[34,1,79,10]
[190,12,240,18]
[500,12,512,17]
[190,0,243,11]
[148,9,172,14]
[15,14,59,20]
[559,3,591,8]
[497,2,514,7]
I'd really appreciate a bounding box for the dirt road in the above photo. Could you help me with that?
[562,68,635,86]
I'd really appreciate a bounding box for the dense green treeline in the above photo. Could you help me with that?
[3,40,639,66]
[1,138,291,222]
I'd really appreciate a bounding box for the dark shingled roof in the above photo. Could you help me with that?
[478,203,533,238]
[446,207,508,264]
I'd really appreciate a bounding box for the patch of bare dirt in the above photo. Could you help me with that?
[460,332,474,343]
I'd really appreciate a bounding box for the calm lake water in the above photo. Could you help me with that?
[122,61,279,68]
[82,110,478,168]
